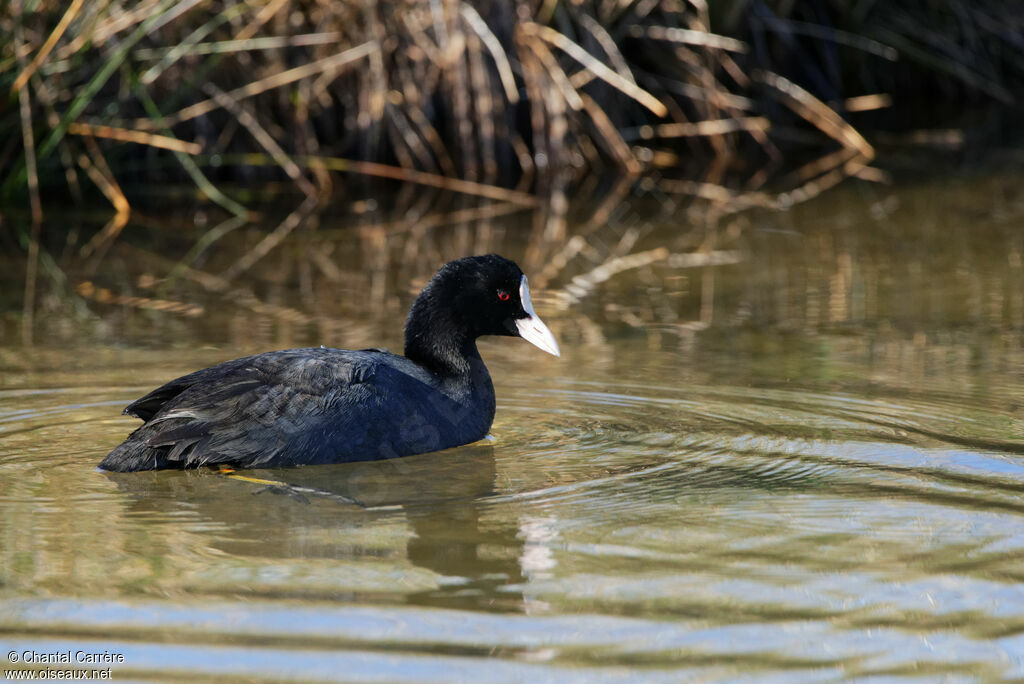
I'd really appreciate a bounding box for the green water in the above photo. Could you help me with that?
[2,171,1024,681]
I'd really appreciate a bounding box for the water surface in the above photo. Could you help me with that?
[2,171,1024,681]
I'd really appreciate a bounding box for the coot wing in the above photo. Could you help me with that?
[100,348,462,471]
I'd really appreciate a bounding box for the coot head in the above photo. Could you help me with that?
[404,255,559,371]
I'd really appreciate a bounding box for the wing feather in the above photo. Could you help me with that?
[101,349,399,471]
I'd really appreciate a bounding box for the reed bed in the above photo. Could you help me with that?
[9,0,1009,214]
[2,0,1022,344]
[6,0,1021,216]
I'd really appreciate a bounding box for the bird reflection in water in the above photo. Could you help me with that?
[104,444,533,612]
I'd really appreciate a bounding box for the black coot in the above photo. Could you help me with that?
[100,255,559,471]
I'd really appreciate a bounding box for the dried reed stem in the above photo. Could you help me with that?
[67,122,202,154]
[522,22,668,116]
[202,83,317,198]
[144,41,379,129]
[10,0,86,94]
[756,70,874,161]
[231,153,540,206]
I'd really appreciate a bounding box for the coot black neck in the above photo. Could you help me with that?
[403,294,481,378]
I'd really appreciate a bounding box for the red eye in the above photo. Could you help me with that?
[497,290,510,302]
